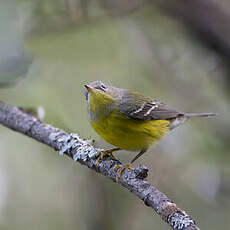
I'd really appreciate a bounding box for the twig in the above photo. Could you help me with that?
[0,102,199,230]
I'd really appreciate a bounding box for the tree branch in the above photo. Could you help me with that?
[0,102,199,230]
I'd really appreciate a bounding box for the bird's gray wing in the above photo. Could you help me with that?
[119,90,183,121]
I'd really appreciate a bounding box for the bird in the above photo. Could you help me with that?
[84,80,216,181]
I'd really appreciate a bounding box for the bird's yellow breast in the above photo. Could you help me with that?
[90,111,170,151]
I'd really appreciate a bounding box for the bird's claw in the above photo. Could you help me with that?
[113,164,133,182]
[96,149,119,167]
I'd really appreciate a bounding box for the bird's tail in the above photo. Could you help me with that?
[185,113,217,118]
[169,112,216,130]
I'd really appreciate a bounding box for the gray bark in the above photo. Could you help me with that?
[0,102,199,230]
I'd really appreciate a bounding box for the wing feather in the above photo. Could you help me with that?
[119,90,183,121]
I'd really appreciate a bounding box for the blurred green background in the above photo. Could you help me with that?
[0,0,230,229]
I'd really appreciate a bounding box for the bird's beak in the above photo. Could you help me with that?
[84,84,93,92]
[84,84,93,100]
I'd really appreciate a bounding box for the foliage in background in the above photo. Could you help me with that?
[0,0,229,229]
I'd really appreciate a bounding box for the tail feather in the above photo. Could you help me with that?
[185,113,217,118]
[169,112,216,130]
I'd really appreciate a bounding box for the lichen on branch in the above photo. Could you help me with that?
[0,102,199,230]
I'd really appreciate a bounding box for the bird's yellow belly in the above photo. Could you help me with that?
[90,112,170,151]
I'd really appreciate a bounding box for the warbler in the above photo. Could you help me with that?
[84,80,216,180]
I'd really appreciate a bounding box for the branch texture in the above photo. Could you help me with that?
[0,102,199,230]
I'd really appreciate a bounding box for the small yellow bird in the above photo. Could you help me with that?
[84,80,216,180]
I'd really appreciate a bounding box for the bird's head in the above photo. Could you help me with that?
[84,80,120,119]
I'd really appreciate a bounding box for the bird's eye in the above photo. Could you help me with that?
[100,83,107,91]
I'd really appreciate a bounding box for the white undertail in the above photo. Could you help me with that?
[169,112,216,130]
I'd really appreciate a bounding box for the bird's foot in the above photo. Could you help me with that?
[113,164,133,182]
[96,148,120,166]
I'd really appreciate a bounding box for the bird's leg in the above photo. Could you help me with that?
[130,148,147,164]
[114,148,147,182]
[96,148,120,166]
